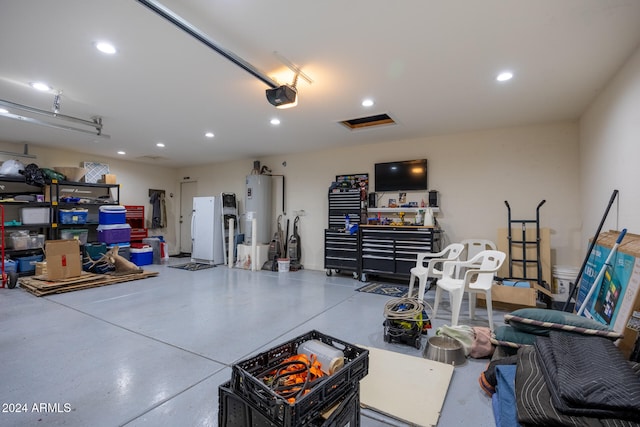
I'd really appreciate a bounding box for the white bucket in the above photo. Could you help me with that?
[552,265,579,301]
[277,258,290,273]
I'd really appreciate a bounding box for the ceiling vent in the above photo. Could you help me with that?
[339,113,396,130]
[136,155,170,161]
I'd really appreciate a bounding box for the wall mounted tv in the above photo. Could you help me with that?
[374,159,428,192]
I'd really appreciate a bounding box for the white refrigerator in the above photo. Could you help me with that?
[191,196,224,265]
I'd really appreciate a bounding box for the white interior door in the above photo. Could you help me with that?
[179,181,197,254]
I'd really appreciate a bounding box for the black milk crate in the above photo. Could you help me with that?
[230,330,368,427]
[218,380,360,427]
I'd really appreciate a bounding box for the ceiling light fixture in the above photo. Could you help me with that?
[270,118,280,125]
[156,142,165,147]
[30,82,52,92]
[117,151,126,155]
[496,71,514,82]
[205,132,214,138]
[362,99,374,107]
[95,41,117,54]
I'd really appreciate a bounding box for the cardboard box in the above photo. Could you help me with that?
[45,240,82,281]
[100,174,116,184]
[575,230,640,358]
[35,261,47,276]
[477,281,551,311]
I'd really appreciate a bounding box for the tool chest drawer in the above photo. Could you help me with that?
[324,229,360,274]
[360,226,437,278]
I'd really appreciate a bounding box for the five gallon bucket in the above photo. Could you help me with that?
[552,265,579,302]
[277,258,290,273]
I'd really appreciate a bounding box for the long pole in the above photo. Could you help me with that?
[563,190,619,311]
[577,228,626,315]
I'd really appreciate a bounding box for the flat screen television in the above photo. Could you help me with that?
[374,159,428,192]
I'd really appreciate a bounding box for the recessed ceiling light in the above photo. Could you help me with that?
[117,151,126,155]
[362,99,374,107]
[205,132,214,138]
[0,108,8,114]
[496,71,514,82]
[156,142,165,148]
[30,82,51,91]
[95,41,117,54]
[270,118,281,125]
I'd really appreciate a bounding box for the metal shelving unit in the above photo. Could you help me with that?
[0,176,51,281]
[48,179,120,242]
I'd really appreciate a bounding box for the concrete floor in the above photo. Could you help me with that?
[0,259,505,426]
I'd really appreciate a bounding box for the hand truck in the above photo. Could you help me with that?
[504,200,551,307]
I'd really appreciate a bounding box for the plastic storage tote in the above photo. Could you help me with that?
[130,247,153,266]
[9,233,45,250]
[4,259,18,273]
[20,207,50,224]
[16,254,44,273]
[97,224,131,244]
[99,205,126,225]
[59,208,88,224]
[60,229,89,245]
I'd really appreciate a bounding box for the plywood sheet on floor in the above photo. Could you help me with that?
[359,346,454,427]
[19,271,159,296]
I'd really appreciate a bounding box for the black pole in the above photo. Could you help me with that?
[535,200,546,284]
[563,189,619,311]
[504,201,513,278]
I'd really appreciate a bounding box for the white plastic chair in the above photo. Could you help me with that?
[408,243,464,300]
[457,239,497,278]
[461,239,497,261]
[432,250,506,330]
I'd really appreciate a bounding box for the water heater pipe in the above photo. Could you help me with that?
[251,218,258,271]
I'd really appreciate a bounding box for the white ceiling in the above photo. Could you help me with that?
[1,0,640,168]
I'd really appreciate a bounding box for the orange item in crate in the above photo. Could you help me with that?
[262,354,326,403]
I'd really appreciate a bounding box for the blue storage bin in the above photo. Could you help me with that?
[4,259,17,273]
[130,247,153,266]
[16,255,44,273]
[59,209,88,224]
[99,206,126,225]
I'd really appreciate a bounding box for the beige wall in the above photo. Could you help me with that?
[580,44,640,243]
[178,121,582,271]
